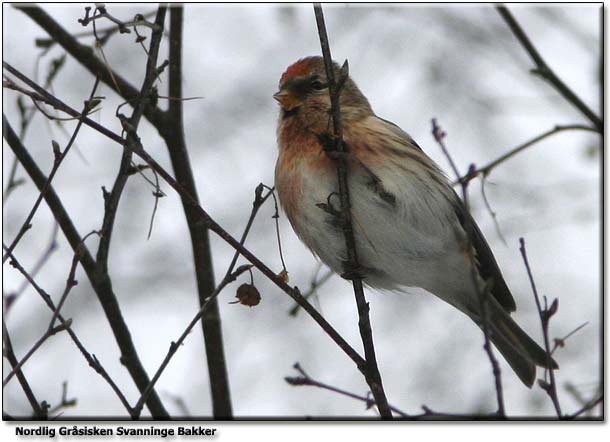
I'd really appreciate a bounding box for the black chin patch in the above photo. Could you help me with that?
[282,107,300,119]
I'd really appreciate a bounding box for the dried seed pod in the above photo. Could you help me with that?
[230,283,261,307]
[278,270,289,283]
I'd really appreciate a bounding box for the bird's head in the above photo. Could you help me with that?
[274,56,372,118]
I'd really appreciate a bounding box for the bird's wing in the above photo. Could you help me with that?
[454,199,517,312]
[376,115,517,312]
[376,116,424,152]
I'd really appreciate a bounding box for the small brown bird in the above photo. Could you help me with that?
[274,56,557,387]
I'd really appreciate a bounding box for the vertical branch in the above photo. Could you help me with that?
[160,5,233,418]
[96,5,167,268]
[90,6,171,419]
[313,4,392,419]
[519,238,562,417]
[432,119,506,417]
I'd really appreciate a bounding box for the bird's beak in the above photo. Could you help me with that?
[273,89,301,111]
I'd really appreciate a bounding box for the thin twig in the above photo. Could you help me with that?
[564,395,603,420]
[313,3,392,419]
[261,184,288,276]
[286,363,409,418]
[48,230,100,330]
[34,11,158,48]
[16,6,166,129]
[90,8,122,96]
[496,6,602,132]
[2,316,71,387]
[2,78,101,264]
[2,72,369,385]
[3,246,134,416]
[2,156,24,204]
[551,322,588,354]
[519,237,562,417]
[95,5,167,272]
[480,178,507,245]
[2,64,122,144]
[2,322,46,418]
[5,222,58,312]
[3,115,163,418]
[225,183,276,276]
[47,382,77,416]
[432,119,505,417]
[131,265,251,418]
[289,267,334,317]
[455,124,599,185]
[78,5,161,33]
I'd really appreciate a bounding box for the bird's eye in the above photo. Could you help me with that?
[311,79,327,90]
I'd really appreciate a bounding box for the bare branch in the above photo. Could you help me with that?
[132,265,251,418]
[3,72,369,382]
[16,5,166,128]
[159,5,233,418]
[286,363,410,418]
[2,116,165,418]
[313,3,392,419]
[2,322,46,418]
[496,6,602,132]
[95,5,167,270]
[3,247,134,416]
[519,238,561,417]
[455,124,599,185]
[288,267,334,317]
[2,78,101,264]
[3,62,125,145]
[4,222,58,312]
[565,395,603,420]
[2,309,71,387]
[47,382,77,417]
[432,118,506,417]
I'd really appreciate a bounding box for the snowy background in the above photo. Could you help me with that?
[2,3,602,418]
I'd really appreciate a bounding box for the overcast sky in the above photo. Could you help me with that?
[2,3,601,418]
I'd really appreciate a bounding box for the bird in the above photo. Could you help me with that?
[273,56,557,387]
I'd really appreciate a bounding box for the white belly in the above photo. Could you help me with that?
[287,162,473,299]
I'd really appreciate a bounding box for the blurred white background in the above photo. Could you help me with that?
[2,3,601,418]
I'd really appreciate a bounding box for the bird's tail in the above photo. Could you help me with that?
[480,298,558,388]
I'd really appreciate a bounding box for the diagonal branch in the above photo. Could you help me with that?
[313,3,392,419]
[17,4,235,417]
[455,124,599,185]
[2,78,100,264]
[15,5,167,129]
[132,265,251,418]
[4,247,134,417]
[2,312,70,388]
[3,75,369,386]
[3,115,167,418]
[2,322,46,418]
[286,363,409,418]
[496,5,602,132]
[3,61,124,144]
